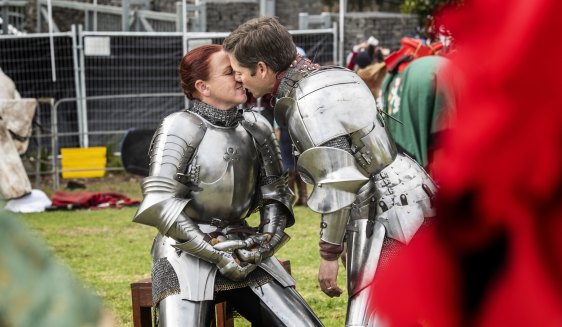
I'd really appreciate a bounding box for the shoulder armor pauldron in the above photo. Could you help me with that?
[149,111,207,183]
[275,68,380,154]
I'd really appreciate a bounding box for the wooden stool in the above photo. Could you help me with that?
[131,259,291,327]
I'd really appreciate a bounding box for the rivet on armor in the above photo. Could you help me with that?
[379,201,388,212]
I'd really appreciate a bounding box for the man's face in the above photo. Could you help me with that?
[228,54,275,98]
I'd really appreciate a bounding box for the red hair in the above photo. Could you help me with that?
[179,44,222,100]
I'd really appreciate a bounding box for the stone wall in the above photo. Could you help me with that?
[337,12,418,52]
[202,0,323,32]
[205,1,258,32]
[275,0,322,30]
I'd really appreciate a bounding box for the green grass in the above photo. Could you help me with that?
[17,178,348,326]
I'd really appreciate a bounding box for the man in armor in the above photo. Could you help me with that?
[224,17,437,326]
[133,44,322,326]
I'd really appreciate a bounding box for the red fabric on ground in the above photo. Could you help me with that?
[51,191,139,209]
[370,0,562,326]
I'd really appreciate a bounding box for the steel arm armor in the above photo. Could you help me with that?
[133,111,205,234]
[241,110,295,226]
[236,202,290,264]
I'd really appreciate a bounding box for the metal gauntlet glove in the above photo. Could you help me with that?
[169,215,256,281]
[236,203,291,264]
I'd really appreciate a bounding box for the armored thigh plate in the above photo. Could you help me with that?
[249,281,324,326]
[346,219,385,298]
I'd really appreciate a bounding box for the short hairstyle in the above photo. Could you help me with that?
[223,16,296,74]
[179,44,222,100]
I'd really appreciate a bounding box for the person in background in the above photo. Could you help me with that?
[0,208,113,327]
[346,36,384,71]
[380,37,456,176]
[133,44,322,326]
[356,61,387,99]
[347,38,389,99]
[224,17,437,327]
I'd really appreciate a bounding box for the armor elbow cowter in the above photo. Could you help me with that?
[133,176,193,235]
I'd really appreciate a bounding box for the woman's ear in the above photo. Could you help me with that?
[195,80,209,96]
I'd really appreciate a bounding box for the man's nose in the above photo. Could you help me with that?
[234,74,242,82]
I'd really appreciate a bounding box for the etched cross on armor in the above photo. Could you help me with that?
[223,147,240,162]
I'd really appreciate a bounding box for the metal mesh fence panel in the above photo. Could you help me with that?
[82,33,183,96]
[0,33,77,99]
[0,1,27,34]
[0,32,78,154]
[52,94,185,149]
[291,29,336,65]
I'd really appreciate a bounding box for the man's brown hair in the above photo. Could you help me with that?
[223,16,296,74]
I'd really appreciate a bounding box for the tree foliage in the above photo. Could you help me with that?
[400,0,463,38]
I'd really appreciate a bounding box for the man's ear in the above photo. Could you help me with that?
[194,80,209,96]
[257,61,273,79]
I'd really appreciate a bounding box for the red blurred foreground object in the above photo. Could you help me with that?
[371,0,562,326]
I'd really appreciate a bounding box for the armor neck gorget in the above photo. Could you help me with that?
[274,56,320,98]
[188,100,241,127]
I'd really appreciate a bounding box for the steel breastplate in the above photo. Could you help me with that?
[183,123,258,222]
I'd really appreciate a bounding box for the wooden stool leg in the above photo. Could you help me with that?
[131,278,153,327]
[214,302,235,327]
[131,260,292,327]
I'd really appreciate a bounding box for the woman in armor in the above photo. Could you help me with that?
[133,44,322,327]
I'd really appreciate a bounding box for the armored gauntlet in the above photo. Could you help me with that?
[169,215,256,281]
[236,203,290,264]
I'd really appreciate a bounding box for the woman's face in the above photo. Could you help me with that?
[202,50,247,109]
